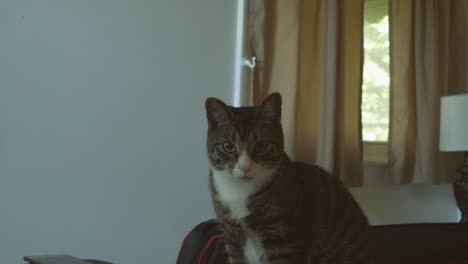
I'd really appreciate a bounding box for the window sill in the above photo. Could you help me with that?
[363,141,388,164]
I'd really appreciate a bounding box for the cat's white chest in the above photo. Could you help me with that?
[212,169,267,263]
[212,170,255,219]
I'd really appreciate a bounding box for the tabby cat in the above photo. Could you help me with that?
[205,92,375,264]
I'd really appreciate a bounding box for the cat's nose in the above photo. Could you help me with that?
[239,161,253,174]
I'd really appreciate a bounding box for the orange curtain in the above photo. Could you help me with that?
[248,0,365,186]
[389,0,468,184]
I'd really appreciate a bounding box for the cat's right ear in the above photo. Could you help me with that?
[205,97,231,128]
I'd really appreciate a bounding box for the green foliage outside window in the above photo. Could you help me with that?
[362,0,390,142]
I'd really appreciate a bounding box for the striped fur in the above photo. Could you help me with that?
[205,93,376,264]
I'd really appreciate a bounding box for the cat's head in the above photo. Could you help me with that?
[205,92,284,181]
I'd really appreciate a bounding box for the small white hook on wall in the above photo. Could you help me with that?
[242,56,256,69]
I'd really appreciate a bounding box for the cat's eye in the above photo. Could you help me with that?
[254,141,269,153]
[222,141,236,153]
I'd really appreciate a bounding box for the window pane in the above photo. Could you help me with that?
[362,1,390,142]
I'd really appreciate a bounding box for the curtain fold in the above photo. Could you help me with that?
[248,0,365,186]
[389,0,468,184]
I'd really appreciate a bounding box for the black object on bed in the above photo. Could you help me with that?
[177,220,468,264]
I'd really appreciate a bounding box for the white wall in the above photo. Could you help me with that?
[351,163,460,225]
[0,1,236,263]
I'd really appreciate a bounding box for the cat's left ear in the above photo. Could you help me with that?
[256,92,282,125]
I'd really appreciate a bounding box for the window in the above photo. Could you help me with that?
[362,0,390,162]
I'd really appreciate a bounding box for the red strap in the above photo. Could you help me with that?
[197,234,224,264]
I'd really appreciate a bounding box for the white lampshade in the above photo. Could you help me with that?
[439,93,468,152]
